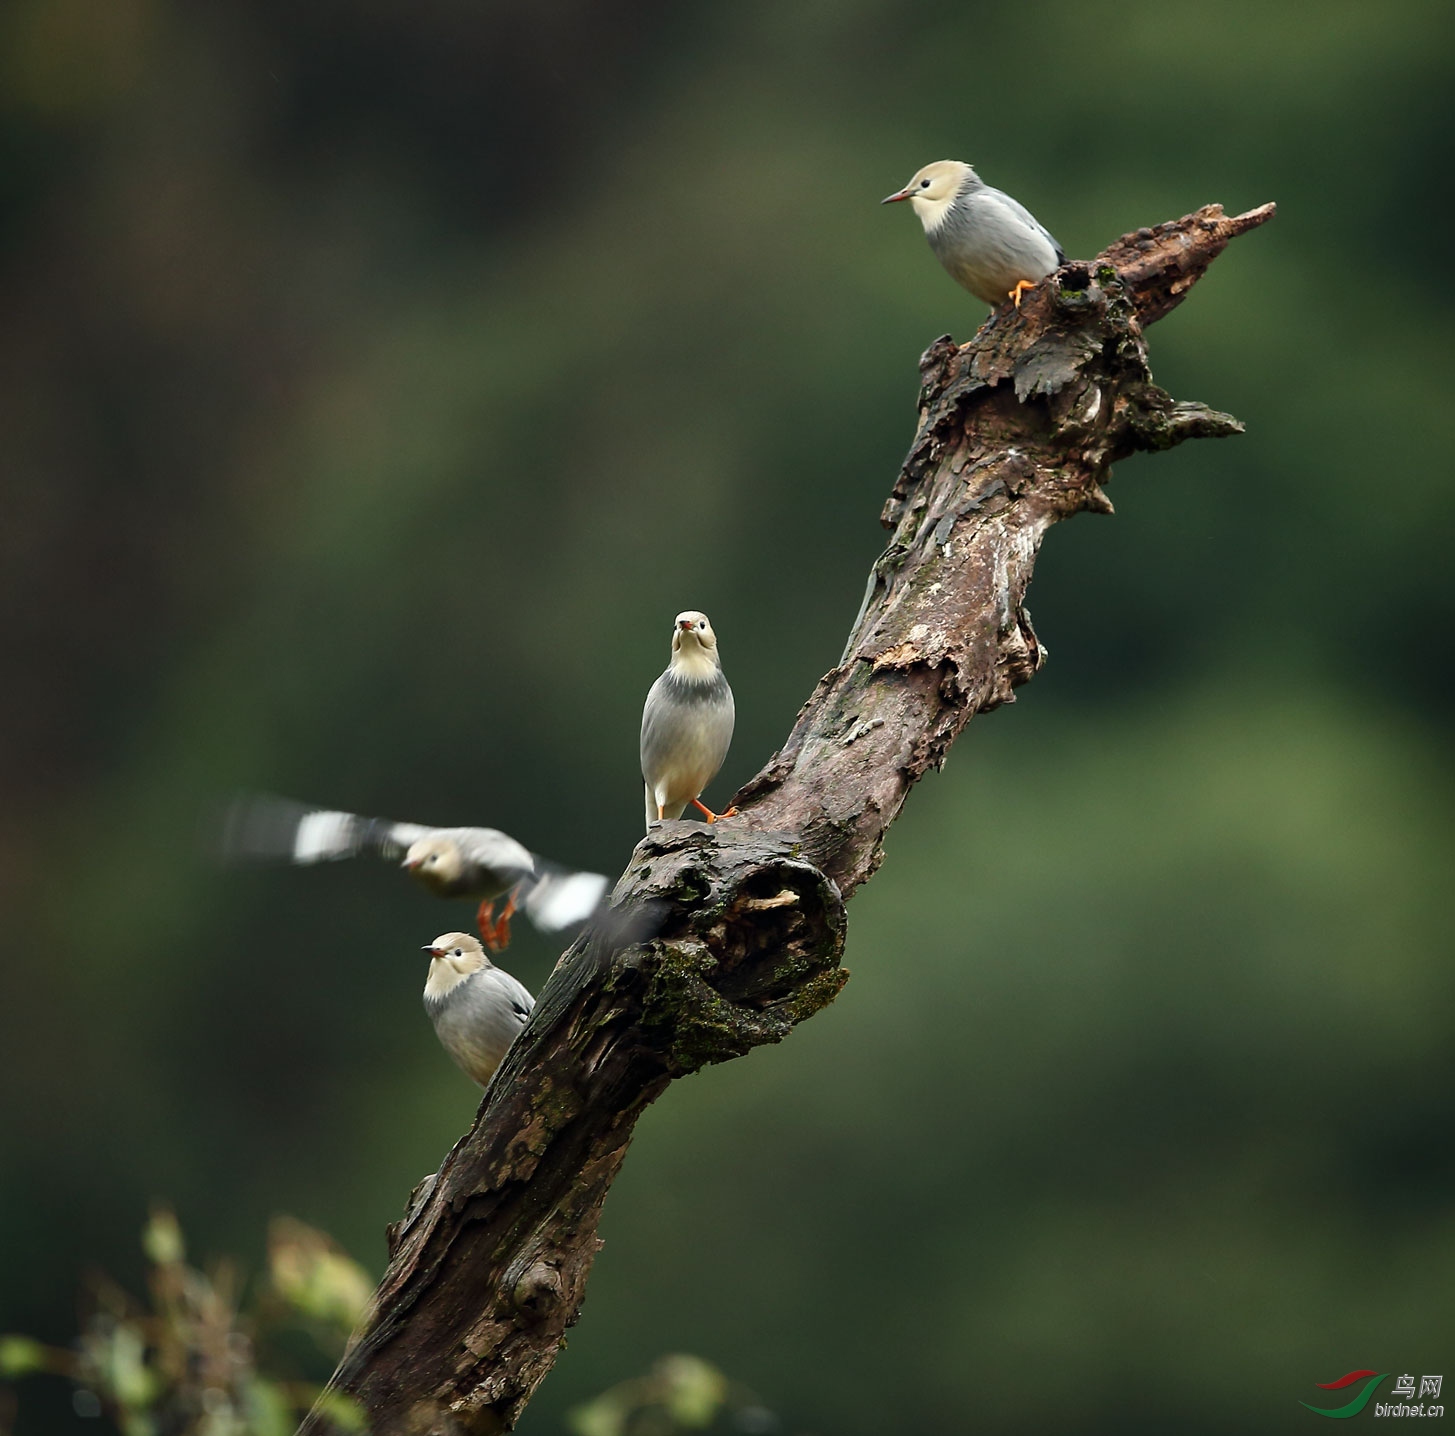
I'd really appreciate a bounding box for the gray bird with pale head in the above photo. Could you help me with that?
[640,610,736,829]
[883,159,1064,310]
[420,931,534,1088]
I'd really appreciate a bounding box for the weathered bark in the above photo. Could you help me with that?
[299,200,1274,1436]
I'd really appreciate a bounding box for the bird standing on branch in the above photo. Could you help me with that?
[421,932,534,1088]
[220,795,608,951]
[640,611,736,829]
[883,159,1064,309]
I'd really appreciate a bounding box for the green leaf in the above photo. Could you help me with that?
[102,1323,158,1409]
[655,1355,728,1428]
[244,1378,296,1436]
[268,1218,374,1331]
[309,1388,368,1433]
[0,1335,53,1377]
[565,1391,629,1436]
[141,1209,185,1267]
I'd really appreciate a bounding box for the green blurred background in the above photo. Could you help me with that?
[2,0,1451,1431]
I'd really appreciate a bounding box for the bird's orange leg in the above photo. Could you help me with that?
[475,899,496,945]
[480,891,518,953]
[691,798,739,823]
[657,803,666,822]
[1009,279,1037,309]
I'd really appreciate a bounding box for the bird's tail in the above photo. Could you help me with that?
[216,793,410,865]
[518,862,610,933]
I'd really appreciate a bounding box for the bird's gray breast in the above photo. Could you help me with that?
[640,669,735,780]
[425,970,533,1086]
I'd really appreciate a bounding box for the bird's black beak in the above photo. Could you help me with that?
[881,187,912,205]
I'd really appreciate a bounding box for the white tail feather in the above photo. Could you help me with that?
[523,871,609,931]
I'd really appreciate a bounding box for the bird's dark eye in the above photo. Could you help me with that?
[920,179,930,188]
[453,948,463,957]
[698,621,706,629]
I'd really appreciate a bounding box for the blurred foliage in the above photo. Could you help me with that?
[0,1215,783,1436]
[0,0,1450,1433]
[568,1354,789,1436]
[0,1211,368,1436]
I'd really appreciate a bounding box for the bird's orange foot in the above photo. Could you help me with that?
[478,892,517,953]
[691,798,739,824]
[475,899,496,946]
[1008,279,1037,309]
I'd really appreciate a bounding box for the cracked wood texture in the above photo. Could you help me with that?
[299,200,1275,1436]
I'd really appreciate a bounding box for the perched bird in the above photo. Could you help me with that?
[882,159,1065,310]
[220,794,608,950]
[420,931,534,1088]
[640,610,736,829]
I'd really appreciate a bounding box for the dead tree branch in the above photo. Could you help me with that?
[299,200,1275,1436]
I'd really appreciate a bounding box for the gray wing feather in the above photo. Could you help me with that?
[219,793,428,864]
[448,827,536,886]
[972,188,1064,266]
[639,673,676,775]
[930,187,1063,305]
[478,964,535,1019]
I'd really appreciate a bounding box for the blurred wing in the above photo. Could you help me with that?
[520,861,611,933]
[218,793,430,865]
[587,895,669,952]
[452,827,537,885]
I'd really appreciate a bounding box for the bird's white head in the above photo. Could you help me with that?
[669,610,721,679]
[403,834,464,893]
[422,931,490,999]
[882,160,975,231]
